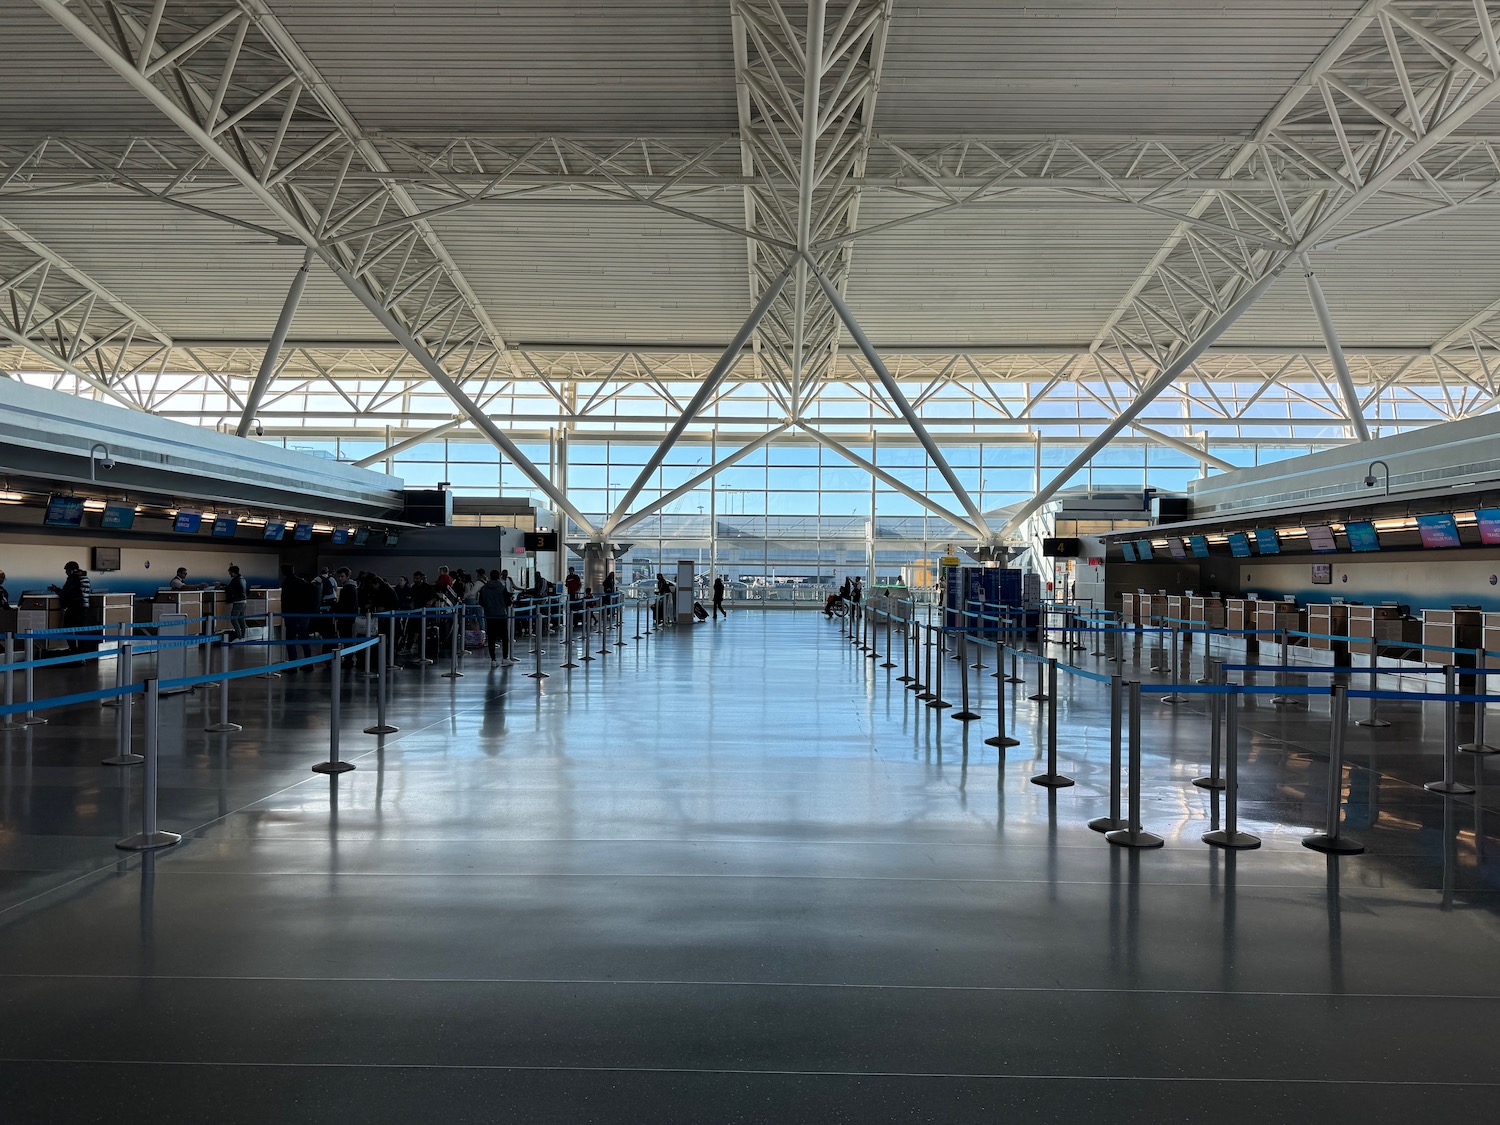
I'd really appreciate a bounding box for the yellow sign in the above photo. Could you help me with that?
[939,556,961,568]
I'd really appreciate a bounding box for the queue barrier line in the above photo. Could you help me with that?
[0,680,142,718]
[1,635,211,674]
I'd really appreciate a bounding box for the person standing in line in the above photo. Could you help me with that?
[0,569,10,611]
[49,561,92,654]
[852,577,863,605]
[712,575,726,620]
[225,565,248,641]
[479,568,515,667]
[279,565,317,667]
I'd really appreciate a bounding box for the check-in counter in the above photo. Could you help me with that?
[249,587,281,627]
[1256,600,1304,643]
[1137,594,1157,628]
[202,589,226,634]
[1347,605,1407,657]
[1422,609,1481,666]
[1305,604,1350,658]
[1224,597,1254,635]
[1120,593,1136,627]
[153,590,205,626]
[1164,595,1186,627]
[1189,596,1225,630]
[15,594,59,650]
[90,592,134,632]
[1483,612,1500,669]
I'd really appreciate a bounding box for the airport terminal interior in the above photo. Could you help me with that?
[3,1,1500,1120]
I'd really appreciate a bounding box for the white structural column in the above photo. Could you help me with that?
[1299,253,1371,442]
[35,0,597,533]
[809,263,990,539]
[1003,1,1500,536]
[237,248,313,437]
[603,265,793,537]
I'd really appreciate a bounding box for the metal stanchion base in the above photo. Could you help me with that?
[984,734,1020,748]
[926,699,952,710]
[311,760,355,774]
[615,640,627,647]
[203,722,243,733]
[1160,694,1188,705]
[1026,693,1050,702]
[1106,828,1164,848]
[950,710,980,722]
[18,716,48,726]
[1203,829,1261,850]
[363,723,400,735]
[579,653,594,663]
[866,651,879,660]
[1070,643,1085,652]
[1088,815,1127,833]
[1354,718,1391,728]
[1192,775,1227,791]
[1302,832,1364,855]
[256,671,283,680]
[897,674,914,683]
[1424,779,1476,794]
[560,659,579,669]
[879,659,896,669]
[101,753,144,766]
[1271,697,1305,708]
[441,671,465,679]
[1458,742,1500,754]
[116,830,181,851]
[1006,675,1024,685]
[915,690,935,702]
[526,670,550,679]
[1030,773,1074,788]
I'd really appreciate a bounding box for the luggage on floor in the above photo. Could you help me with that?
[692,601,709,621]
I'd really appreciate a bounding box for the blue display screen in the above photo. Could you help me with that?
[1416,513,1461,548]
[1254,528,1280,555]
[1227,532,1251,558]
[1306,524,1338,553]
[1477,509,1500,546]
[331,528,349,545]
[44,495,85,528]
[1187,535,1210,558]
[1135,540,1154,560]
[293,522,313,541]
[1344,521,1380,552]
[1120,542,1137,561]
[173,511,202,534]
[100,502,136,530]
[263,522,285,541]
[211,517,237,538]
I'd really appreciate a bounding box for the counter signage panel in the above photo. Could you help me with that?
[1187,535,1210,557]
[1476,508,1500,545]
[100,501,136,530]
[1305,524,1338,553]
[173,511,202,534]
[1344,521,1380,552]
[1167,537,1187,559]
[262,521,285,541]
[353,528,370,545]
[1227,532,1251,558]
[331,528,349,545]
[43,495,85,528]
[1135,540,1154,560]
[1253,528,1280,555]
[293,522,314,541]
[1119,542,1137,561]
[211,517,237,538]
[1416,512,1461,548]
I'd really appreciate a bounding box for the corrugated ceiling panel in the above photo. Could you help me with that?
[840,198,1177,345]
[877,0,1363,133]
[427,197,750,343]
[0,195,385,340]
[271,0,737,132]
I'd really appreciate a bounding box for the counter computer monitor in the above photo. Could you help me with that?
[1416,512,1461,549]
[1120,541,1137,562]
[263,521,286,541]
[1305,524,1338,553]
[173,511,202,534]
[1187,535,1210,558]
[100,501,136,530]
[1344,521,1380,552]
[1476,508,1500,546]
[1227,532,1251,558]
[1254,528,1280,555]
[44,495,85,528]
[211,517,237,538]
[1135,540,1154,560]
[1167,537,1187,559]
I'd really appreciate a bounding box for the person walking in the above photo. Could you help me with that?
[479,568,515,667]
[225,565,248,641]
[279,565,317,666]
[712,575,726,620]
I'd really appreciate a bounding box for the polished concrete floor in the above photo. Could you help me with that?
[1,613,1498,1122]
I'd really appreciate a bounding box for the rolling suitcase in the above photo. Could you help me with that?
[692,601,709,621]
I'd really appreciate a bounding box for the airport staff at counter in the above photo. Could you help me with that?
[169,567,218,591]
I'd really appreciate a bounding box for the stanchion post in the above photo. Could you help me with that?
[1030,659,1073,787]
[0,632,19,732]
[1089,674,1127,832]
[866,605,880,662]
[103,639,143,765]
[1193,658,1227,790]
[1106,682,1164,848]
[204,637,243,733]
[951,631,979,721]
[115,679,180,850]
[1204,684,1261,849]
[916,625,934,701]
[442,605,465,679]
[898,610,913,683]
[971,599,988,669]
[1425,664,1476,794]
[984,642,1020,749]
[927,627,951,709]
[1027,653,1048,702]
[20,636,47,726]
[312,650,355,773]
[530,607,553,679]
[1461,648,1497,754]
[1161,626,1187,704]
[1304,683,1364,853]
[881,609,896,669]
[364,636,400,735]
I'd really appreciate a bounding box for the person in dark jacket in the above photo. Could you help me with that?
[712,576,726,620]
[49,561,92,654]
[477,568,514,666]
[225,565,248,640]
[279,565,318,664]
